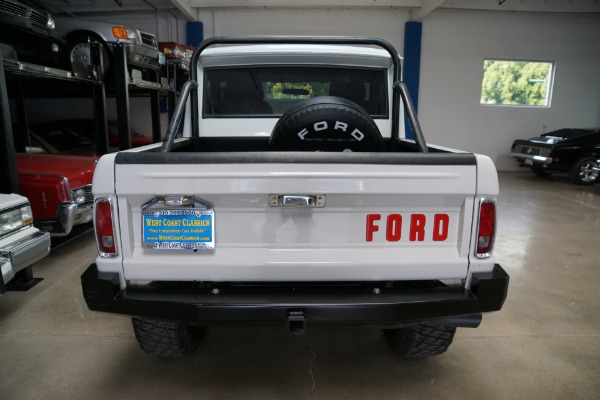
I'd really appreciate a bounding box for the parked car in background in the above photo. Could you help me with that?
[54,119,153,148]
[16,153,96,236]
[12,123,97,236]
[511,128,600,185]
[0,0,64,67]
[1,193,50,293]
[105,120,154,147]
[55,17,164,79]
[159,42,193,91]
[158,42,193,71]
[26,122,97,155]
[26,120,153,151]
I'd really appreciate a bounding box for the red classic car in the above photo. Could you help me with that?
[158,42,193,71]
[30,120,153,150]
[16,153,96,236]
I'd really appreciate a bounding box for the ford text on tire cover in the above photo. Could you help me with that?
[81,37,509,358]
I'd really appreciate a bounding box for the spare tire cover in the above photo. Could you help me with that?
[268,96,384,152]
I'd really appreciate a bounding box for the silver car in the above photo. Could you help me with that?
[56,17,165,77]
[1,193,50,293]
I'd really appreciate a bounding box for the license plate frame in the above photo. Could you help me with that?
[141,196,214,250]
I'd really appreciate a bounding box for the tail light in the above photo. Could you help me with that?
[94,198,117,257]
[475,199,496,258]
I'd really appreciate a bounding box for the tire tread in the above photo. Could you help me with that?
[132,318,202,357]
[384,324,456,358]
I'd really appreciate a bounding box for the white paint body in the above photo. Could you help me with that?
[0,194,50,285]
[93,44,499,289]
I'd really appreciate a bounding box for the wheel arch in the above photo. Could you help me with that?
[65,29,111,51]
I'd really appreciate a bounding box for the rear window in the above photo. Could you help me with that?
[203,66,387,117]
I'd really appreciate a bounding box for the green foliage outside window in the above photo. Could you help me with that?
[481,60,554,106]
[266,82,330,99]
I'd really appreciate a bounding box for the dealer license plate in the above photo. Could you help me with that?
[142,209,214,249]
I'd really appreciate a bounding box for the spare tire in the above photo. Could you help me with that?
[268,96,384,152]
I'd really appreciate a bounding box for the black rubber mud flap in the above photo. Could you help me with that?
[268,96,384,152]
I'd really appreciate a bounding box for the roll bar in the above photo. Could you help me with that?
[161,36,427,153]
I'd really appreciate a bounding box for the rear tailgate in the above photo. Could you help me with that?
[113,152,477,283]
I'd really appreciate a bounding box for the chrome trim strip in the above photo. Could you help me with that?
[0,231,50,272]
[510,152,553,164]
[94,198,119,258]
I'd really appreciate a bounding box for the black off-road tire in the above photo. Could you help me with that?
[269,96,384,152]
[568,157,599,186]
[132,318,205,356]
[383,324,456,358]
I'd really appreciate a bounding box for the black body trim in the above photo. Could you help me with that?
[81,264,509,325]
[115,151,476,166]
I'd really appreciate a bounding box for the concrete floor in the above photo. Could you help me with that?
[0,171,599,400]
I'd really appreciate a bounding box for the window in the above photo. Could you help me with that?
[480,59,554,107]
[204,67,387,117]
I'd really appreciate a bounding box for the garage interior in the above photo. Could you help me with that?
[1,1,599,399]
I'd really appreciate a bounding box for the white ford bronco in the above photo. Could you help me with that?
[81,37,509,357]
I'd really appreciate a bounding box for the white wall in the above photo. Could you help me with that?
[198,8,410,54]
[418,10,600,170]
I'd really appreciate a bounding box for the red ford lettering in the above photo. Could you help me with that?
[386,214,402,241]
[409,214,426,242]
[365,214,381,241]
[366,213,450,242]
[433,213,450,242]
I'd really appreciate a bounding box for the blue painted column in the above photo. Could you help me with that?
[403,21,422,140]
[187,21,204,47]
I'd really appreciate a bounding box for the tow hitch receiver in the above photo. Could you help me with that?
[287,310,306,335]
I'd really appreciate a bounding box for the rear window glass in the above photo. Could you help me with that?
[203,67,387,117]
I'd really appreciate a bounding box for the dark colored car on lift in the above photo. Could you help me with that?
[0,0,64,67]
[510,128,600,185]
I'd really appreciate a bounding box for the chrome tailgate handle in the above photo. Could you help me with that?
[269,194,326,207]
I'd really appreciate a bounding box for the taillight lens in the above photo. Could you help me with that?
[94,198,117,257]
[476,199,496,258]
